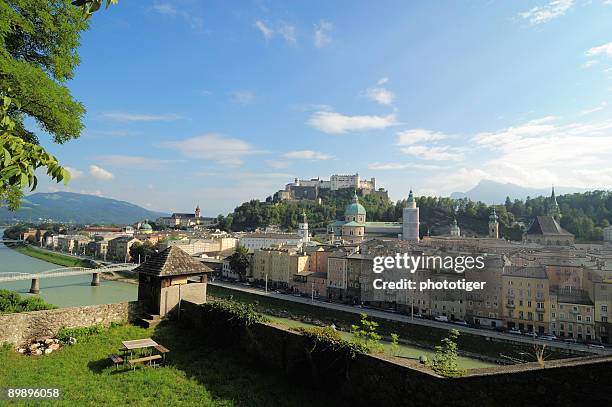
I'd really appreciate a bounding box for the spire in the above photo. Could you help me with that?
[353,191,359,203]
[489,207,498,223]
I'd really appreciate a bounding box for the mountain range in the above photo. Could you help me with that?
[450,180,591,204]
[0,192,166,225]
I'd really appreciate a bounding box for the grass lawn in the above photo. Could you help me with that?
[0,322,341,407]
[13,245,91,268]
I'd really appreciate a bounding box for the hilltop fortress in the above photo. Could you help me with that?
[273,173,387,202]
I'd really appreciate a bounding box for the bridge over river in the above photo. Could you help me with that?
[0,263,139,293]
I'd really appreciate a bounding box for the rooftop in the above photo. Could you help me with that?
[135,246,212,276]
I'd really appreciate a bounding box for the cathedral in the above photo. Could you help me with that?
[327,191,419,243]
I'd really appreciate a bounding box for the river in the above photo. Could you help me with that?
[0,230,137,307]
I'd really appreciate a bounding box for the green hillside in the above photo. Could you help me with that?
[0,192,166,225]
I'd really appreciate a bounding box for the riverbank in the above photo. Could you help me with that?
[10,245,93,269]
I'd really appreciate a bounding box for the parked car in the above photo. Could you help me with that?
[588,343,605,349]
[452,320,468,326]
[539,335,557,341]
[413,313,423,319]
[523,331,537,338]
[507,328,522,335]
[563,337,578,343]
[434,315,449,322]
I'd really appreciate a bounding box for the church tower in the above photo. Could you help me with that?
[402,189,419,241]
[298,211,309,242]
[549,186,561,222]
[488,207,499,239]
[195,205,201,218]
[450,218,461,237]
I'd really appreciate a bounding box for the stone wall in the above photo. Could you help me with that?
[180,300,610,406]
[0,301,142,346]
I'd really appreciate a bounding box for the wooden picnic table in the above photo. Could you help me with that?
[117,338,170,370]
[121,338,159,350]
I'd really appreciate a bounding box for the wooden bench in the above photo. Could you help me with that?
[109,354,124,369]
[154,344,170,364]
[127,354,162,370]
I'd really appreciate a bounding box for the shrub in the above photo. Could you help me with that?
[429,329,466,377]
[196,299,268,346]
[0,289,56,314]
[294,326,368,389]
[350,313,384,353]
[57,325,102,344]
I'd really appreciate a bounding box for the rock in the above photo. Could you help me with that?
[49,343,60,351]
[29,343,40,351]
[44,348,53,354]
[33,349,43,356]
[53,339,60,344]
[419,355,428,364]
[17,348,26,354]
[68,337,77,345]
[44,338,54,345]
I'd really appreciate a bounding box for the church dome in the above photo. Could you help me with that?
[345,193,366,216]
[139,222,152,230]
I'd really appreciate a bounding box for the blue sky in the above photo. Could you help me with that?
[34,0,612,215]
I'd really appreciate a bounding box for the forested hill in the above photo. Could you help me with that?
[216,189,612,242]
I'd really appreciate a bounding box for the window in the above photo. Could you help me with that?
[528,301,532,307]
[536,302,544,309]
[577,315,582,322]
[528,312,533,321]
[552,312,556,318]
[519,300,523,306]
[602,316,608,322]
[603,305,608,312]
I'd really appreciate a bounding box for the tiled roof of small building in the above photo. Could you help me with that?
[135,246,212,276]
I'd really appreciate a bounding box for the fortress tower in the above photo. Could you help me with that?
[402,189,419,241]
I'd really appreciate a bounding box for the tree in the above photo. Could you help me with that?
[129,241,156,264]
[229,245,250,282]
[1,0,89,208]
[72,0,117,19]
[429,329,465,377]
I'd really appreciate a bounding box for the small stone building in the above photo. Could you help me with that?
[135,246,212,316]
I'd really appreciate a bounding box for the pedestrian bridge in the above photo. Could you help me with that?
[0,263,139,293]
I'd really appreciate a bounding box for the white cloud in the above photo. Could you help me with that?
[586,42,612,58]
[396,129,448,145]
[152,3,177,16]
[367,162,448,171]
[308,110,398,134]
[95,155,176,169]
[365,87,395,105]
[519,0,574,25]
[89,165,114,181]
[283,150,333,160]
[265,159,290,169]
[377,77,389,85]
[314,20,333,48]
[230,90,256,105]
[279,23,297,44]
[254,20,274,40]
[399,146,464,161]
[462,116,612,189]
[102,112,182,122]
[580,102,607,116]
[583,60,600,68]
[160,133,261,166]
[152,2,203,30]
[64,167,83,179]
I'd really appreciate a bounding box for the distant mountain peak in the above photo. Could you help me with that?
[0,192,167,224]
[450,180,591,204]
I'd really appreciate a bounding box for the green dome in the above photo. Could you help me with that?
[140,222,152,230]
[345,193,366,216]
